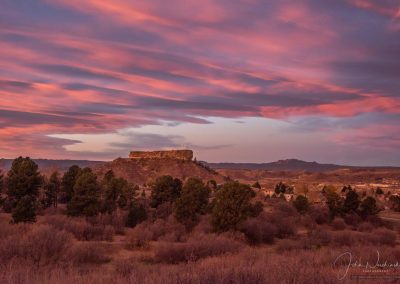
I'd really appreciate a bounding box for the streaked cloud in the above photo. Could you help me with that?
[0,0,399,164]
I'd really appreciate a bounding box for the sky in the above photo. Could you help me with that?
[0,0,400,165]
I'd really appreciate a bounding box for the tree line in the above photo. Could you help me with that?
[0,157,262,233]
[0,157,140,223]
[0,157,383,233]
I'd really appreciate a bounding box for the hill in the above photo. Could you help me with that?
[95,157,225,185]
[203,159,343,172]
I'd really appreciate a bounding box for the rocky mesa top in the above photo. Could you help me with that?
[128,150,193,161]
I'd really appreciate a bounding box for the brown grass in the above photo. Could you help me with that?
[154,234,244,263]
[40,215,114,241]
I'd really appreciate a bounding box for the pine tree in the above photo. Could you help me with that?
[6,157,43,223]
[67,169,100,217]
[126,202,147,227]
[360,196,379,218]
[43,171,61,208]
[150,175,182,208]
[101,170,135,213]
[61,165,82,203]
[211,182,259,232]
[344,189,360,213]
[174,178,210,229]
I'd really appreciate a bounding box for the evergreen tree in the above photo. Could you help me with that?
[275,182,287,194]
[293,195,309,214]
[252,181,261,189]
[43,171,61,208]
[126,202,147,227]
[150,175,182,208]
[343,189,360,213]
[6,157,43,223]
[12,195,37,223]
[101,170,135,213]
[174,178,210,229]
[360,196,379,218]
[211,182,259,232]
[67,169,100,217]
[324,187,343,219]
[61,165,82,203]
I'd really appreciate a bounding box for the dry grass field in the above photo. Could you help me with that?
[1,197,400,284]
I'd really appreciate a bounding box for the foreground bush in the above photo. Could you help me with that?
[41,215,114,241]
[0,224,72,267]
[126,216,186,248]
[66,242,112,265]
[154,234,243,263]
[239,216,276,244]
[331,218,346,230]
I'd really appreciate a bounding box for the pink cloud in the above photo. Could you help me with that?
[0,0,399,163]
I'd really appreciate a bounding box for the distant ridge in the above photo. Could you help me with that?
[202,159,345,172]
[1,158,398,174]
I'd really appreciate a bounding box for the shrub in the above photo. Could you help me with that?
[293,195,309,214]
[276,239,306,253]
[154,202,173,219]
[67,242,111,264]
[331,230,355,247]
[92,210,127,234]
[306,229,332,248]
[331,218,346,230]
[310,206,330,224]
[19,225,72,267]
[114,258,136,277]
[358,222,374,232]
[125,223,154,249]
[126,202,147,228]
[239,217,276,244]
[41,215,114,241]
[343,212,362,227]
[274,201,298,217]
[154,234,243,263]
[274,217,296,238]
[372,228,396,246]
[193,215,213,234]
[125,216,186,248]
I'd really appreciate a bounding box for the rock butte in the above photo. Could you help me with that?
[129,150,193,161]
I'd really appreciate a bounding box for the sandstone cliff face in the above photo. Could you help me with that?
[129,150,193,161]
